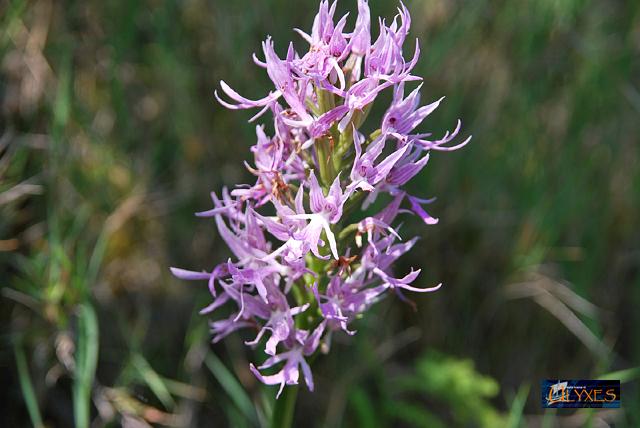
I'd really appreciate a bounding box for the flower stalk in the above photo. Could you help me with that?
[270,384,298,428]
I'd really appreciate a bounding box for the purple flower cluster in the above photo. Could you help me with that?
[172,0,469,397]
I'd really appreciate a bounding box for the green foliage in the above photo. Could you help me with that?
[390,352,504,428]
[341,351,504,428]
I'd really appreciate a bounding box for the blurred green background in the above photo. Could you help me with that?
[1,0,639,426]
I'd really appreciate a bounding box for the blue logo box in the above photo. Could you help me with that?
[541,379,621,408]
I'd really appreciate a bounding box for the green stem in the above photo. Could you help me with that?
[14,337,44,428]
[270,385,299,428]
[338,223,359,241]
[316,136,335,188]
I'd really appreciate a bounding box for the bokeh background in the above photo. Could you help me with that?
[2,0,639,426]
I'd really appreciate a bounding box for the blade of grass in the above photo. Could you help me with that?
[160,377,207,401]
[257,389,272,428]
[270,384,297,428]
[541,409,556,428]
[0,0,27,50]
[349,387,379,428]
[131,353,176,409]
[73,303,99,428]
[204,352,257,424]
[506,384,530,428]
[13,337,44,428]
[227,404,251,428]
[597,367,640,383]
[52,51,71,134]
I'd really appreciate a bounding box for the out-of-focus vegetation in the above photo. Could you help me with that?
[1,0,639,426]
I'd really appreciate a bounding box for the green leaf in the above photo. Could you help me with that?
[73,303,99,428]
[52,53,72,132]
[204,352,257,424]
[131,353,175,409]
[597,367,640,383]
[0,0,27,51]
[348,387,379,428]
[506,384,530,428]
[13,337,44,428]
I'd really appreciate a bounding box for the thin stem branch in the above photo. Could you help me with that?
[270,385,298,428]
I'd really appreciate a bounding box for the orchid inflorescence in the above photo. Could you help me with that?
[172,0,470,397]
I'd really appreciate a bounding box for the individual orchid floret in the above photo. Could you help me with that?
[312,276,361,335]
[250,322,325,398]
[373,267,441,293]
[349,0,371,56]
[210,314,254,344]
[407,194,439,225]
[244,290,310,356]
[343,0,371,84]
[364,7,420,83]
[336,77,395,131]
[382,83,443,136]
[385,149,430,188]
[356,217,401,250]
[348,130,409,192]
[214,80,281,115]
[290,171,348,259]
[263,38,314,125]
[360,234,417,273]
[416,119,473,151]
[227,262,278,302]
